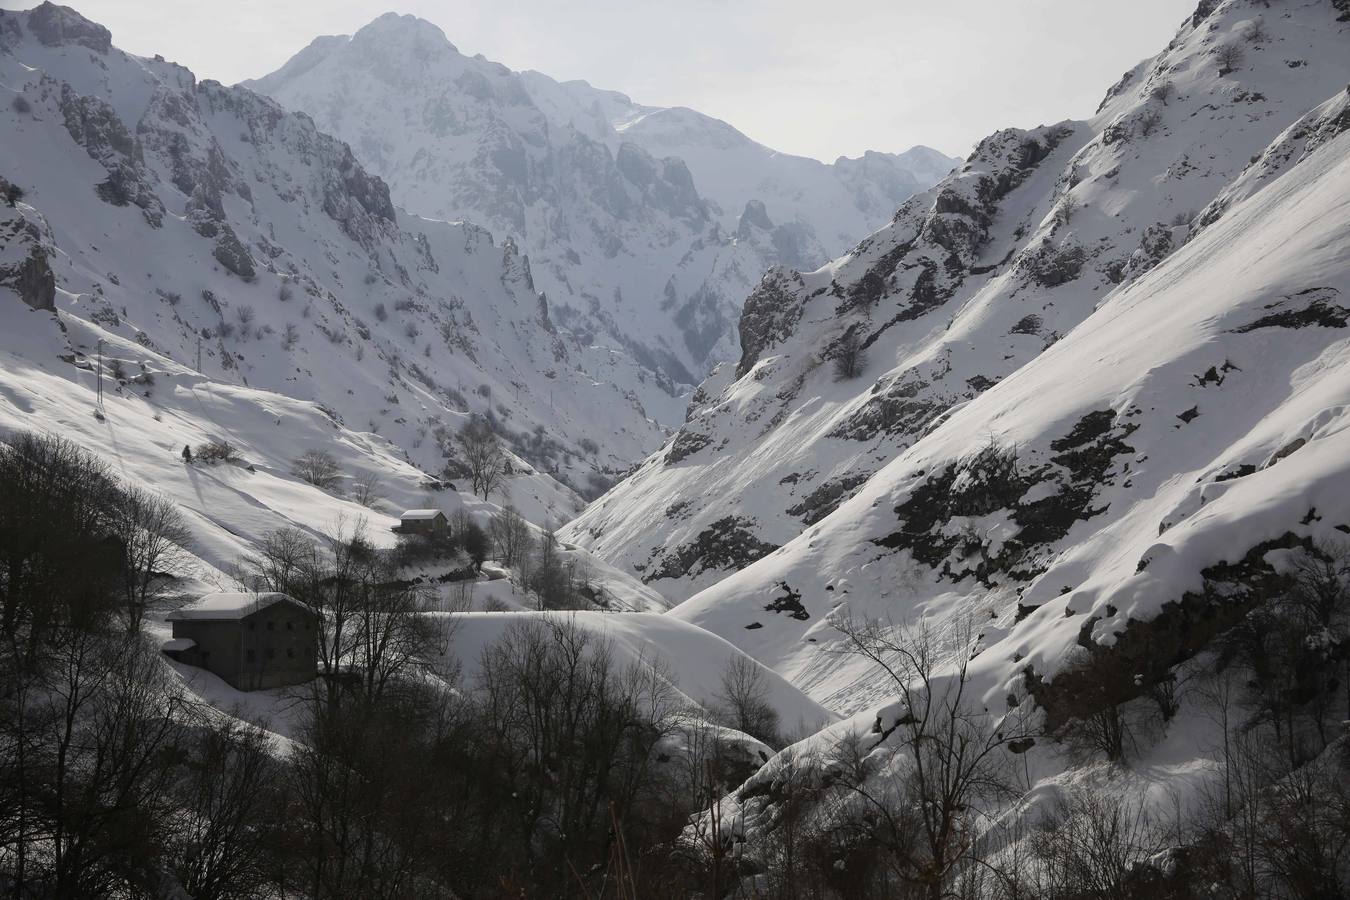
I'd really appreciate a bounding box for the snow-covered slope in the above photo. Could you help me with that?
[568,0,1350,609]
[244,15,958,385]
[0,4,851,769]
[0,2,681,508]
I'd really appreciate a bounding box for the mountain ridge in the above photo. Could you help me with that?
[244,14,959,386]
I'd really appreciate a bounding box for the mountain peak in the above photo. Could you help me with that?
[351,12,457,54]
[20,1,112,53]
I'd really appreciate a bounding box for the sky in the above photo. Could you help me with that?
[1,0,1197,161]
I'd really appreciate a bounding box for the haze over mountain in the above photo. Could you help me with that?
[245,14,958,385]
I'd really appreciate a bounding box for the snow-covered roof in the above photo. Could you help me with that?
[166,592,307,621]
[161,637,196,652]
[400,509,445,520]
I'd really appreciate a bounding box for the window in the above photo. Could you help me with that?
[266,648,275,660]
[248,621,255,631]
[246,649,256,663]
[287,648,294,659]
[286,620,293,631]
[267,620,275,631]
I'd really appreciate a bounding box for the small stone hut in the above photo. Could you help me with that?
[395,509,449,536]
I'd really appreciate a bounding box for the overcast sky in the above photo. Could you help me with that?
[4,0,1196,161]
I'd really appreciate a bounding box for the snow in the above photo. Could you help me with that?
[0,5,676,509]
[439,611,837,736]
[245,15,958,387]
[568,0,1350,610]
[166,591,304,620]
[399,508,444,520]
[5,0,1350,864]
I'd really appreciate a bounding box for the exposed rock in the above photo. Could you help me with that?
[1231,287,1347,332]
[645,516,779,584]
[211,225,255,280]
[736,199,774,238]
[785,473,870,525]
[1125,223,1174,279]
[665,429,713,464]
[58,83,163,225]
[26,1,110,53]
[0,216,56,311]
[737,269,807,377]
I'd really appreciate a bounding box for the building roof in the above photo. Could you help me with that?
[400,509,445,520]
[161,637,196,652]
[166,591,311,622]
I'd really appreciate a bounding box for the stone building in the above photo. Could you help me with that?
[395,508,449,536]
[163,592,318,691]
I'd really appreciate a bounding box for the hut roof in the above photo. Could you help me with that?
[400,509,445,521]
[167,592,310,622]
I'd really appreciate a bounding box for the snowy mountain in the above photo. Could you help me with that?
[245,14,958,386]
[0,4,845,781]
[0,1,691,511]
[568,0,1350,619]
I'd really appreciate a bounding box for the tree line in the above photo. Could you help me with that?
[0,431,792,898]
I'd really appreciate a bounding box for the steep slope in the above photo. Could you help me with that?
[245,14,958,385]
[678,104,1350,711]
[0,2,678,509]
[568,0,1350,604]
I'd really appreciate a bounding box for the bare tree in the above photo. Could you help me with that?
[1213,42,1246,76]
[456,418,506,500]
[832,327,869,381]
[292,449,343,491]
[1027,789,1164,898]
[111,486,193,631]
[833,615,1025,900]
[473,618,680,893]
[713,654,782,747]
[1137,108,1163,137]
[350,471,381,508]
[489,505,531,567]
[167,715,283,900]
[1149,80,1175,105]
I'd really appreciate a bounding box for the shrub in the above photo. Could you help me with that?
[4,183,23,207]
[292,449,343,490]
[195,439,240,464]
[278,283,293,302]
[1213,43,1246,75]
[1137,108,1163,137]
[1149,80,1175,105]
[11,94,31,114]
[832,328,868,381]
[374,302,387,322]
